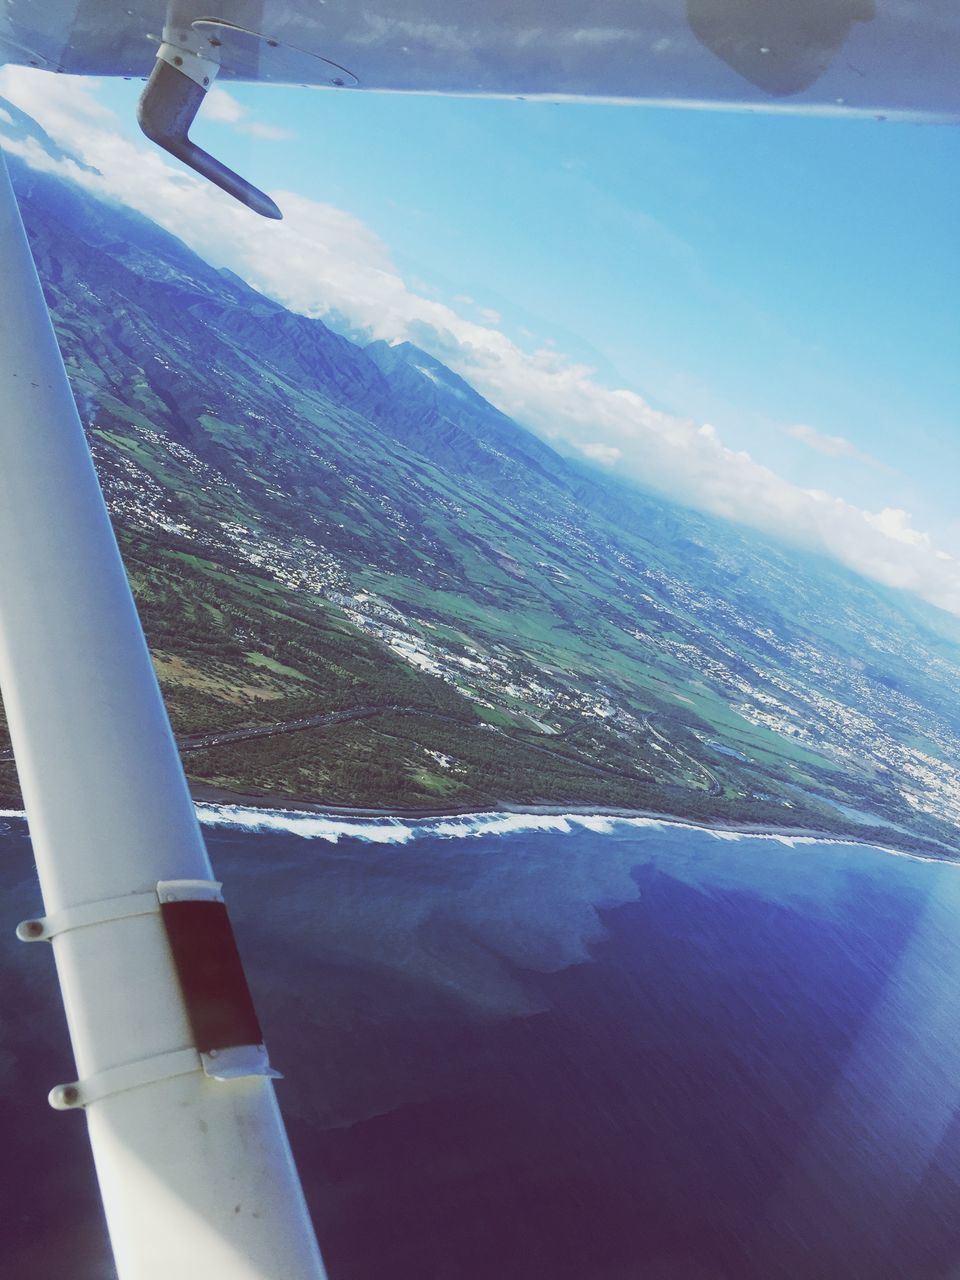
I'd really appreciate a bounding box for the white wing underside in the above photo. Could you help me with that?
[2,0,959,121]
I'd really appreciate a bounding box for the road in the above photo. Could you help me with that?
[178,703,663,789]
[172,704,422,754]
[0,706,716,793]
[0,704,421,764]
[643,715,722,796]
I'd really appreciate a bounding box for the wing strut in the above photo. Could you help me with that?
[0,148,322,1279]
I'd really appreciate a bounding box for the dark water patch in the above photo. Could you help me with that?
[302,859,940,1279]
[5,817,960,1277]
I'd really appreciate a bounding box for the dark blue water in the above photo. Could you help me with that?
[4,809,960,1278]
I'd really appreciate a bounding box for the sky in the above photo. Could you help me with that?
[1,66,959,612]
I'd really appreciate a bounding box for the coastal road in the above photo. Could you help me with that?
[172,704,422,754]
[644,715,722,796]
[0,702,661,791]
[0,704,422,764]
[175,703,659,790]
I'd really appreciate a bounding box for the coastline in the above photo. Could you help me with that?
[6,785,957,863]
[188,783,960,862]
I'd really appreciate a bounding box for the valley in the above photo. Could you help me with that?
[2,113,960,855]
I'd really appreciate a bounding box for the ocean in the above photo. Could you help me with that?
[3,808,960,1278]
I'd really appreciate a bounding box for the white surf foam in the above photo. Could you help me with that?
[191,804,761,850]
[1,798,942,865]
[569,814,617,834]
[195,807,609,844]
[431,812,575,839]
[194,803,416,844]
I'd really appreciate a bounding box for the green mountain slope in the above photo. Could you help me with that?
[3,138,960,853]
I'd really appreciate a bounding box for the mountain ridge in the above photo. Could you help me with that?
[2,127,960,851]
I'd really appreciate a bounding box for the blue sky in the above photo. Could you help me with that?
[3,68,959,610]
[113,78,959,537]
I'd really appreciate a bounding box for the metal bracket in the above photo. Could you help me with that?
[156,878,223,905]
[202,1043,282,1082]
[48,1042,281,1111]
[154,23,220,90]
[49,1046,201,1110]
[16,879,224,942]
[17,890,160,942]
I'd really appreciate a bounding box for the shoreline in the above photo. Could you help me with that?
[188,783,960,861]
[6,786,957,863]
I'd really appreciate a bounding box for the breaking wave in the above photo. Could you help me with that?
[192,803,842,848]
[193,804,677,845]
[193,804,417,843]
[192,803,921,860]
[1,802,915,861]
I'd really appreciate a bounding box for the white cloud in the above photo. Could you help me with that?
[865,507,931,549]
[786,423,860,458]
[451,295,501,326]
[200,85,294,140]
[3,67,958,615]
[580,443,622,465]
[785,422,890,471]
[239,120,295,141]
[203,87,245,124]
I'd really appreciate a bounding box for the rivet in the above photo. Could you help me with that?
[61,1085,80,1106]
[173,55,183,66]
[23,920,45,938]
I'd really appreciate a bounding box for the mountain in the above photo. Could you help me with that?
[2,134,960,854]
[364,339,570,486]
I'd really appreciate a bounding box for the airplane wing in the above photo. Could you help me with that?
[2,0,959,119]
[7,1,958,218]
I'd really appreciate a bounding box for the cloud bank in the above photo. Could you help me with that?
[2,67,958,615]
[785,422,890,472]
